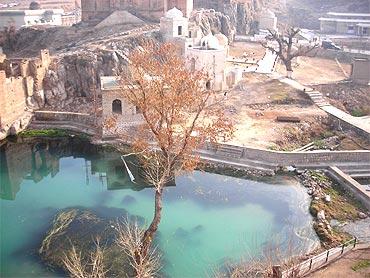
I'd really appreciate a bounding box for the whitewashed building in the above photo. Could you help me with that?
[0,9,64,29]
[160,7,232,91]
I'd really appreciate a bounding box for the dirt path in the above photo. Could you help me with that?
[308,248,370,278]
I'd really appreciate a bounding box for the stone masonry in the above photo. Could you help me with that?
[0,49,51,139]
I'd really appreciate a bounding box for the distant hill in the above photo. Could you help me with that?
[0,0,81,12]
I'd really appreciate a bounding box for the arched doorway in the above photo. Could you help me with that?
[206,81,211,90]
[112,99,122,114]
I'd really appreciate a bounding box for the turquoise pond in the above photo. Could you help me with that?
[0,137,318,277]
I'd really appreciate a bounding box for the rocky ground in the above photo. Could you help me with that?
[315,82,370,117]
[298,170,369,248]
[308,248,370,278]
[276,56,351,86]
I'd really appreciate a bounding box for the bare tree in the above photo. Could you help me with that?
[107,40,234,272]
[262,27,318,77]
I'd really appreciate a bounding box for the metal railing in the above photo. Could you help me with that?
[280,238,357,278]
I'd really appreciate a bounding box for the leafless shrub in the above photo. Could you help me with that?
[217,228,315,278]
[116,218,162,278]
[62,237,108,278]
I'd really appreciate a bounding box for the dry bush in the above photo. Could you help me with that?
[116,218,162,278]
[216,229,315,278]
[63,238,108,278]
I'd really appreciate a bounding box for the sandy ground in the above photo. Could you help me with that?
[277,56,351,85]
[308,248,370,278]
[220,73,327,148]
[229,41,266,60]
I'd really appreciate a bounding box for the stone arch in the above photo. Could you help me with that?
[112,99,122,114]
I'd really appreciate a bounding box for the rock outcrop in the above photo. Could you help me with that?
[190,9,235,42]
[193,0,264,35]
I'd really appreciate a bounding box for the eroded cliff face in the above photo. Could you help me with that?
[30,29,159,110]
[193,0,264,35]
[190,10,235,41]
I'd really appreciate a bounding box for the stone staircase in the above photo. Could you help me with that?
[216,144,244,158]
[338,163,370,179]
[306,91,330,107]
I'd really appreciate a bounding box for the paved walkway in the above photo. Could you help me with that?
[308,248,370,278]
[256,49,277,73]
[271,73,370,138]
[341,218,370,242]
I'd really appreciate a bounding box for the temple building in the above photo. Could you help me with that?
[160,7,230,91]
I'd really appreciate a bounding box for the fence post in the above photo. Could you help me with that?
[309,258,313,270]
[325,250,330,263]
[272,265,282,278]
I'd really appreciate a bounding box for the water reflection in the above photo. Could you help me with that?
[0,137,319,278]
[0,137,149,200]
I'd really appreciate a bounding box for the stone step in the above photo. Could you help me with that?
[350,173,370,179]
[308,93,323,97]
[339,164,370,172]
[216,145,244,158]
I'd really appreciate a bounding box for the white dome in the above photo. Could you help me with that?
[200,33,221,50]
[165,7,184,19]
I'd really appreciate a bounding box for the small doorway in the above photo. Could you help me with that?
[112,99,122,114]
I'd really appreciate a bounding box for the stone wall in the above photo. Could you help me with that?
[101,87,144,136]
[0,50,51,139]
[327,166,370,210]
[202,142,370,169]
[34,111,94,125]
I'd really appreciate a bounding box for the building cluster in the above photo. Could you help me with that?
[101,7,248,136]
[319,12,370,36]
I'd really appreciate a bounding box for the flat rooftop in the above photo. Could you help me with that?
[100,76,120,91]
[319,18,370,23]
[327,12,370,18]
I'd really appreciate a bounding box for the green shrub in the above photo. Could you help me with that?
[19,129,69,137]
[351,260,370,272]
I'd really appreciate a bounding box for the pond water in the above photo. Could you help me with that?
[0,137,318,277]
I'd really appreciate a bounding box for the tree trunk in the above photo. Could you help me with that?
[285,60,293,73]
[139,188,163,260]
[285,60,293,78]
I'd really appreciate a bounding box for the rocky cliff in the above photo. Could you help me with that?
[190,10,235,41]
[193,0,264,35]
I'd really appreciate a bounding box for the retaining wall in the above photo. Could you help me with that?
[327,166,370,211]
[34,111,94,125]
[329,116,370,143]
[203,142,370,169]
